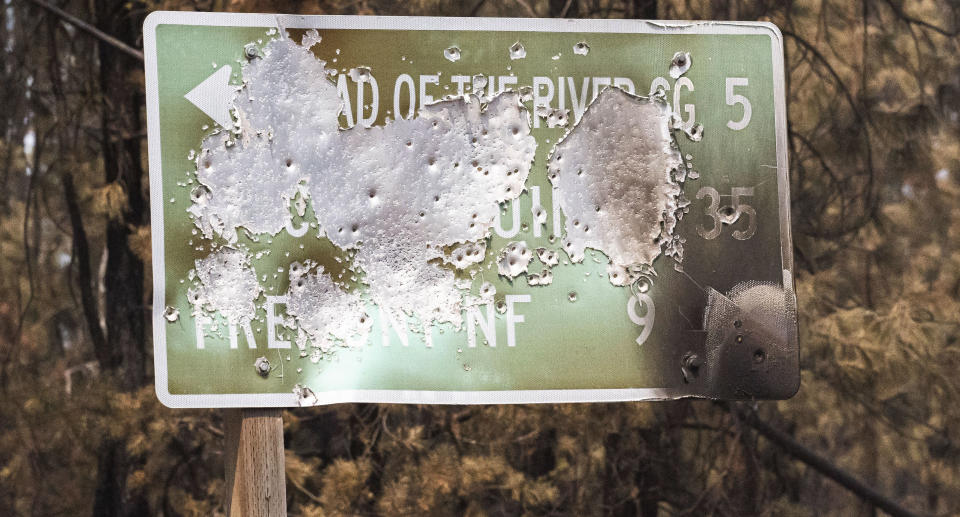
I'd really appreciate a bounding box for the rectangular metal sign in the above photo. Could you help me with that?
[144,12,798,407]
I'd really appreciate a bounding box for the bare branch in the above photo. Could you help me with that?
[881,0,958,37]
[731,404,926,517]
[25,0,144,62]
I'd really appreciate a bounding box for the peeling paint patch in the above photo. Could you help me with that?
[669,51,691,78]
[509,41,526,60]
[548,87,684,283]
[191,247,262,325]
[190,38,341,242]
[286,261,370,351]
[190,36,537,333]
[497,241,533,278]
[293,383,319,406]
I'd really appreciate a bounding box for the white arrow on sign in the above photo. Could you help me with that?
[184,65,235,128]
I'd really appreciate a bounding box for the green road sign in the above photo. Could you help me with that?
[144,12,798,407]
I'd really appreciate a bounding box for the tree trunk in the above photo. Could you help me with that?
[630,0,658,19]
[92,439,150,517]
[93,0,148,392]
[89,3,149,515]
[549,0,574,17]
[63,173,109,364]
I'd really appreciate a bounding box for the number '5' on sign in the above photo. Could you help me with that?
[696,186,757,240]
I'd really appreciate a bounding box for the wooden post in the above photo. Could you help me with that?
[224,409,286,516]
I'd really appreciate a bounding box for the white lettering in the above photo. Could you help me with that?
[379,306,409,347]
[285,218,309,238]
[499,75,518,94]
[614,77,635,94]
[195,315,208,349]
[393,74,416,120]
[649,76,670,96]
[532,76,554,129]
[592,76,611,101]
[452,74,471,96]
[494,198,521,238]
[266,295,291,349]
[336,73,355,127]
[673,77,695,130]
[467,304,497,348]
[567,77,589,123]
[229,320,257,349]
[627,294,655,346]
[558,76,566,110]
[419,74,440,109]
[531,186,543,237]
[505,294,531,347]
[357,74,378,127]
[423,322,434,348]
[552,186,562,237]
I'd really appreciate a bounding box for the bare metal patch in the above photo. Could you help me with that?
[189,36,536,340]
[548,87,685,285]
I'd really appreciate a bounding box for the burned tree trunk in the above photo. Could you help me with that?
[93,0,148,393]
[89,3,149,516]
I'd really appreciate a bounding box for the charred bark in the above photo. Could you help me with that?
[94,0,148,393]
[88,4,149,516]
[62,173,109,365]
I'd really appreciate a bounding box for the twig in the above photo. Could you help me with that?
[881,0,958,37]
[25,0,144,62]
[288,473,323,504]
[730,403,925,517]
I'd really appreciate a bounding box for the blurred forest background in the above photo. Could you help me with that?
[2,0,960,515]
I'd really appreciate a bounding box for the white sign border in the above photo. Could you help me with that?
[144,11,792,408]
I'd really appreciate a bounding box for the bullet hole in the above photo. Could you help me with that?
[681,352,701,382]
[753,348,766,364]
[163,306,180,322]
